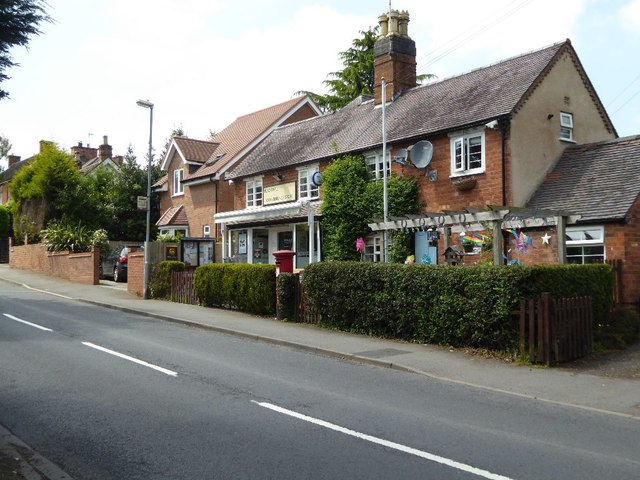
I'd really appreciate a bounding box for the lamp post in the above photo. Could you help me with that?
[136,99,154,299]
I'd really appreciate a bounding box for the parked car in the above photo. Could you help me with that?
[99,245,142,282]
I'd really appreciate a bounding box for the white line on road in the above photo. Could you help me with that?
[82,342,178,377]
[253,401,515,480]
[3,313,53,332]
[21,284,73,299]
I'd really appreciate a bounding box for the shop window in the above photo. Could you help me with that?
[566,226,604,264]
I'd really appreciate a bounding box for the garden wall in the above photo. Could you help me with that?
[9,243,99,285]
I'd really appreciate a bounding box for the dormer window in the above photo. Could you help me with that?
[560,112,574,141]
[450,129,485,176]
[246,177,263,208]
[173,168,184,196]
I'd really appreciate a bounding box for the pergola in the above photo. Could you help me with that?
[368,206,581,265]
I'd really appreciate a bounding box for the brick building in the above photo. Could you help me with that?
[216,9,623,273]
[154,96,321,252]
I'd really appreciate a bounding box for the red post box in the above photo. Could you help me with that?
[272,250,296,275]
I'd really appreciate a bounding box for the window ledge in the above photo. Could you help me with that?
[172,193,185,198]
[559,138,576,144]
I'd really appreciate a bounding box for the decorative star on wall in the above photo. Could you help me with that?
[541,233,551,245]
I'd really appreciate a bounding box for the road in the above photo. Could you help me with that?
[1,282,639,479]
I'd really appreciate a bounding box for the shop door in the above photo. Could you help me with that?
[278,230,294,250]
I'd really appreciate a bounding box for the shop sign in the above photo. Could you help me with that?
[264,182,296,205]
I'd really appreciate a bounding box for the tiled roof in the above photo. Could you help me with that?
[527,135,640,222]
[187,96,316,181]
[228,40,612,179]
[152,174,168,188]
[0,157,33,184]
[173,137,219,164]
[156,205,188,227]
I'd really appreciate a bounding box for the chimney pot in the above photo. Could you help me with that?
[378,13,388,37]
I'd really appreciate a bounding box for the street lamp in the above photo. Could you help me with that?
[136,99,154,299]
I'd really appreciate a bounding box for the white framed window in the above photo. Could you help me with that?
[298,165,320,200]
[566,226,604,264]
[450,130,485,176]
[365,151,391,180]
[173,168,184,196]
[560,112,574,141]
[203,225,211,238]
[364,234,383,263]
[246,177,263,208]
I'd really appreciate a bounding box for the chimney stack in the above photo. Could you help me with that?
[7,155,21,167]
[374,9,417,105]
[98,135,113,161]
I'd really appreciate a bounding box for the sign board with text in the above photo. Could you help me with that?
[263,182,296,205]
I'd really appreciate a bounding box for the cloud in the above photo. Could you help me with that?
[619,0,640,32]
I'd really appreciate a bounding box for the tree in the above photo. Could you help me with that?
[73,145,163,241]
[9,142,85,242]
[0,134,10,172]
[301,27,434,113]
[0,0,52,99]
[321,154,419,261]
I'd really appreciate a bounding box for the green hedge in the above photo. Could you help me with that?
[150,261,185,299]
[195,263,276,316]
[302,262,613,350]
[276,273,297,321]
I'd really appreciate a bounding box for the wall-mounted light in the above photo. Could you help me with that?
[273,173,283,181]
[485,119,498,129]
[547,113,555,120]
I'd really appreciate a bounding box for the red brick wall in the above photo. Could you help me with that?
[127,251,144,297]
[9,243,99,285]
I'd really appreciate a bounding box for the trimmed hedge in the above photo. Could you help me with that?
[303,262,613,350]
[150,261,185,299]
[195,263,276,316]
[276,273,297,321]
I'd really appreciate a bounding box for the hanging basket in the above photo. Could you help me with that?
[452,176,477,191]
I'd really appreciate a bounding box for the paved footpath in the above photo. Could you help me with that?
[1,264,639,478]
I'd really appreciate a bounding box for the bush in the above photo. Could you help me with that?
[195,263,276,315]
[40,221,94,253]
[596,307,640,350]
[150,261,185,299]
[303,262,614,350]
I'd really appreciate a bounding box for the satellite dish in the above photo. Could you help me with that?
[409,140,433,169]
[393,148,408,164]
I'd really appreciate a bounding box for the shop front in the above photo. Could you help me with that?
[215,201,321,269]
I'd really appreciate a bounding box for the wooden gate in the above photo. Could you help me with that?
[293,273,320,324]
[519,292,593,365]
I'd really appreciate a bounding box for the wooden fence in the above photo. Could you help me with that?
[171,270,198,305]
[519,292,593,365]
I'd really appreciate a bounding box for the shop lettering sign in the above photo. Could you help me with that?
[264,182,296,205]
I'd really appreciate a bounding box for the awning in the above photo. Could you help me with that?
[214,200,322,227]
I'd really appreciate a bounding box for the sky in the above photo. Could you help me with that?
[1,0,639,169]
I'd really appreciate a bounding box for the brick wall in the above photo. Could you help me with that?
[9,243,99,285]
[127,251,145,297]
